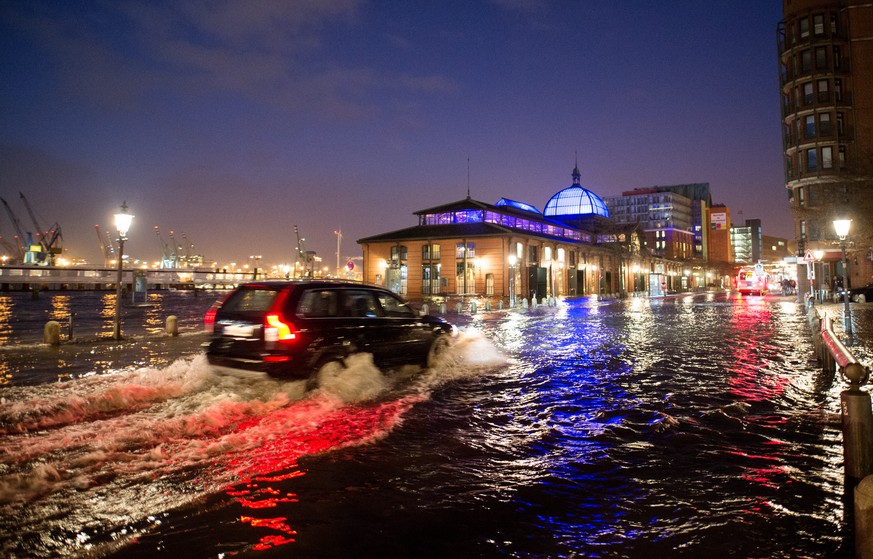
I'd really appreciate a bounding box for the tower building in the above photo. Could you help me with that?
[778,0,873,288]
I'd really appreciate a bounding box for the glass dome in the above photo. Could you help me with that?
[544,187,610,218]
[543,167,609,218]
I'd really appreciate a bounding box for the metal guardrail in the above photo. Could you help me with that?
[812,310,873,558]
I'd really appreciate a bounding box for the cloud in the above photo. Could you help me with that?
[4,0,457,120]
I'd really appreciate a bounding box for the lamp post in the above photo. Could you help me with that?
[113,202,133,340]
[833,218,853,340]
[508,254,517,308]
[813,250,824,303]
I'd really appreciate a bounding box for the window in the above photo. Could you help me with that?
[805,115,816,137]
[837,112,845,135]
[798,186,805,208]
[822,146,833,169]
[800,17,809,38]
[830,13,838,35]
[376,292,416,318]
[343,290,382,318]
[801,49,811,72]
[839,145,846,167]
[422,243,441,261]
[528,245,538,265]
[803,82,814,104]
[815,46,827,69]
[820,112,831,135]
[298,290,339,318]
[422,264,436,295]
[390,245,407,262]
[817,79,829,102]
[813,14,824,35]
[833,45,841,68]
[456,242,475,259]
[485,273,494,296]
[835,79,842,101]
[807,148,817,171]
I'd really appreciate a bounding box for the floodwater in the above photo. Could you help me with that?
[0,291,870,558]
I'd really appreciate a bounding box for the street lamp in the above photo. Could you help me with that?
[508,254,517,308]
[113,202,134,340]
[833,218,853,340]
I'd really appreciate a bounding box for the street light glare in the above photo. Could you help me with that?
[833,219,851,240]
[115,202,134,237]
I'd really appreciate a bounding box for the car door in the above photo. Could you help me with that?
[372,290,433,365]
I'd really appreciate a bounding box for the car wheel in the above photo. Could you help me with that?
[427,335,452,368]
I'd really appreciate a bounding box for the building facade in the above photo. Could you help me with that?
[604,189,695,261]
[778,0,873,290]
[358,170,687,302]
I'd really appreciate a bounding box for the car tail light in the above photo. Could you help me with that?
[204,306,219,333]
[265,314,297,342]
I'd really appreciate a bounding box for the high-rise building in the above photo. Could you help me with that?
[778,0,873,289]
[731,219,763,265]
[604,183,712,262]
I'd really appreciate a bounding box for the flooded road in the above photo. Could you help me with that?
[1,292,870,558]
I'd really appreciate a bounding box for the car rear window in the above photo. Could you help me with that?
[222,288,281,314]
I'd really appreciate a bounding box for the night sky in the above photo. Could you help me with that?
[1,1,788,270]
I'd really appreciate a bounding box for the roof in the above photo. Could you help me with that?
[357,221,575,245]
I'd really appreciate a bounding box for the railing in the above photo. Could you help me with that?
[0,265,244,289]
[811,310,873,558]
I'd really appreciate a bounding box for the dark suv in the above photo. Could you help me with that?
[204,280,457,379]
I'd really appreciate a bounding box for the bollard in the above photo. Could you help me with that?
[522,298,529,309]
[841,363,873,480]
[531,297,538,309]
[484,300,491,312]
[166,315,179,337]
[44,321,61,345]
[455,302,462,313]
[856,475,873,559]
[440,302,447,314]
[421,303,429,316]
[498,300,504,310]
[470,301,477,314]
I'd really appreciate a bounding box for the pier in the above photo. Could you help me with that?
[0,265,244,291]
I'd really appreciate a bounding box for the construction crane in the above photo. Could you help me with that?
[294,225,316,278]
[0,197,27,262]
[19,192,62,265]
[95,225,116,267]
[154,226,176,268]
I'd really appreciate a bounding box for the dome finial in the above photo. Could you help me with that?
[572,153,581,186]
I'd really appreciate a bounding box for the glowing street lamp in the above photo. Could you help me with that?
[833,218,853,340]
[113,202,134,340]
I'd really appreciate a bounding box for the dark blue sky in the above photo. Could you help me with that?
[1,1,788,269]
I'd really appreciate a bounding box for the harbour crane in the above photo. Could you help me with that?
[154,226,176,268]
[19,192,62,265]
[0,196,27,262]
[294,225,314,278]
[95,225,117,267]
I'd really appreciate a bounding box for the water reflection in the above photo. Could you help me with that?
[99,293,117,338]
[0,295,13,345]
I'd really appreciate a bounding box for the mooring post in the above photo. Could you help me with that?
[166,315,179,337]
[841,363,873,481]
[857,475,873,559]
[44,321,61,345]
